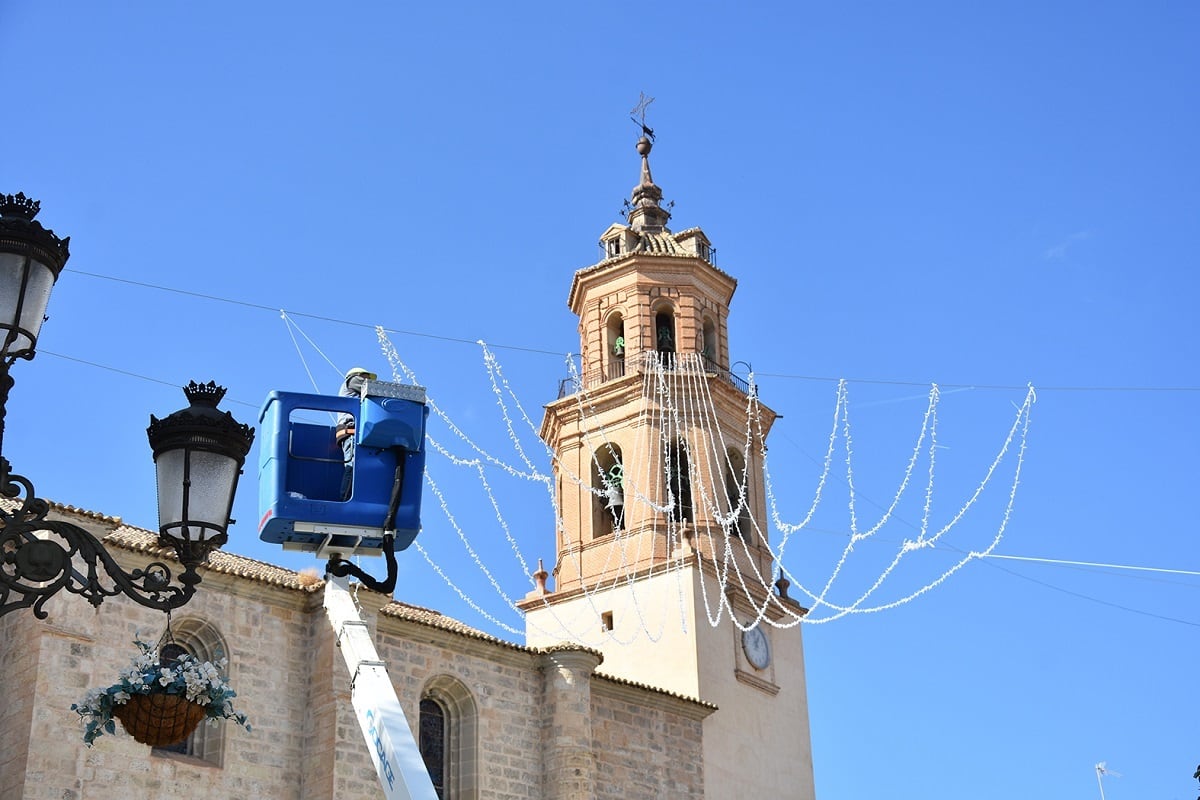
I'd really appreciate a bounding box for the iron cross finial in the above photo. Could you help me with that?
[630,92,656,141]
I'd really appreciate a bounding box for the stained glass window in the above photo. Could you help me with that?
[419,698,446,799]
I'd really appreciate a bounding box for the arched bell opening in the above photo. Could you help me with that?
[666,439,692,525]
[592,444,625,538]
[654,308,676,368]
[606,312,626,381]
[702,317,718,368]
[723,447,753,542]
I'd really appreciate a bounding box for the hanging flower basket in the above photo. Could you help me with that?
[112,692,210,746]
[72,639,251,747]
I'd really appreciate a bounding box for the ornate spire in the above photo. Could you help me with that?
[625,95,671,234]
[627,135,671,233]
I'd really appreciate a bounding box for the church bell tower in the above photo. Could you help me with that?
[519,129,817,800]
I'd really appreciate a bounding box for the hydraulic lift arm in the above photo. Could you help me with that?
[324,574,439,800]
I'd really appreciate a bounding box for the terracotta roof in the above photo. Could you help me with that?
[634,230,688,255]
[11,498,713,710]
[381,600,605,658]
[594,672,718,711]
[576,232,736,284]
[0,498,123,525]
[380,600,521,648]
[382,600,710,709]
[0,497,323,593]
[103,525,324,592]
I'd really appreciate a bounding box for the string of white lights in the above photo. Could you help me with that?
[766,378,842,561]
[668,355,804,630]
[369,318,1039,634]
[637,354,1037,627]
[386,333,691,646]
[806,385,1035,620]
[380,333,630,644]
[792,383,940,617]
[376,316,1041,633]
[520,340,1027,628]
[381,329,619,640]
[488,346,678,645]
[676,354,778,628]
[377,328,548,483]
[289,307,1039,633]
[279,311,329,395]
[542,350,694,643]
[769,385,1035,623]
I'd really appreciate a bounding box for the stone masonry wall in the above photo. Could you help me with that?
[3,543,710,800]
[591,681,707,800]
[376,615,544,800]
[0,612,40,799]
[300,592,344,796]
[10,566,322,800]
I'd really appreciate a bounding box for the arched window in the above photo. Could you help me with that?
[151,618,230,765]
[592,444,624,538]
[606,312,626,380]
[654,310,676,362]
[667,439,692,524]
[420,698,447,798]
[604,235,622,258]
[702,317,718,367]
[420,676,479,800]
[724,448,753,541]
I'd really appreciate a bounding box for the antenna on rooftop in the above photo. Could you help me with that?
[1095,761,1121,800]
[630,92,655,141]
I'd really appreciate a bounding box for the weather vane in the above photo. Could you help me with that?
[630,92,655,141]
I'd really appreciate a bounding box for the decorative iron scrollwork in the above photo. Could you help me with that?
[1,456,198,619]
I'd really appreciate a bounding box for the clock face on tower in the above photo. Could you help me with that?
[742,625,771,670]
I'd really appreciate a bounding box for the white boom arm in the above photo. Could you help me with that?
[324,575,439,800]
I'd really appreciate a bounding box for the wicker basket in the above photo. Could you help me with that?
[112,693,207,747]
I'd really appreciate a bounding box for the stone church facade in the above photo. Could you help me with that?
[0,509,711,799]
[0,133,814,799]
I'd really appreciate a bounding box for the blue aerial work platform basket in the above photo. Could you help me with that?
[258,380,428,559]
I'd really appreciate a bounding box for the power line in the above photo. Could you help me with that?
[986,552,1200,591]
[794,522,1200,585]
[978,556,1200,628]
[772,429,1200,627]
[984,552,1200,578]
[756,372,1200,392]
[53,270,1192,621]
[40,350,261,410]
[39,329,1199,627]
[64,268,567,357]
[63,268,1200,393]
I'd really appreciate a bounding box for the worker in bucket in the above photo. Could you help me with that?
[336,367,377,499]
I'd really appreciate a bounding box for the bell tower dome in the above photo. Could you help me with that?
[520,127,816,800]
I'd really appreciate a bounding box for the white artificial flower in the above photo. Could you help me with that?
[74,639,250,746]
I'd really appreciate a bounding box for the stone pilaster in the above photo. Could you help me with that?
[538,646,602,800]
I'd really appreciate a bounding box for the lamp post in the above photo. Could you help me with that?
[0,193,254,619]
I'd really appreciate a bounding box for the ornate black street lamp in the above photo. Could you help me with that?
[0,193,254,619]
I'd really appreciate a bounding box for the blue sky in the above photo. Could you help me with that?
[4,2,1198,798]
